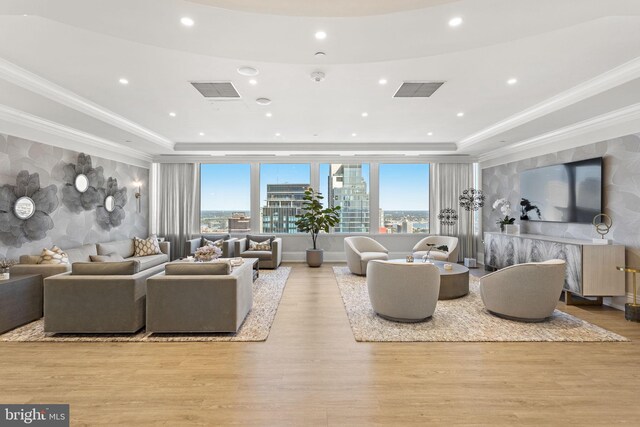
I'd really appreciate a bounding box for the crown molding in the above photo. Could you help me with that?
[459,56,640,149]
[0,57,174,150]
[478,102,640,167]
[154,153,475,164]
[0,104,153,167]
[173,141,458,153]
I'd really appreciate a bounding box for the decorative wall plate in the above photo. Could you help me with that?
[96,177,127,230]
[61,153,105,213]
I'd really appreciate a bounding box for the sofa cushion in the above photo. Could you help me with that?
[203,237,224,248]
[202,234,230,243]
[38,246,70,265]
[165,262,231,276]
[240,250,273,261]
[97,239,134,258]
[249,239,271,251]
[360,252,389,263]
[65,244,98,263]
[72,260,140,275]
[133,235,162,257]
[19,255,41,265]
[246,234,275,244]
[90,253,125,263]
[129,254,168,271]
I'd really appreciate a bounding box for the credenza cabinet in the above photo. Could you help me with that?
[484,232,625,297]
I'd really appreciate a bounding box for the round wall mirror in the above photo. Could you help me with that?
[104,195,116,212]
[74,174,89,193]
[14,196,36,220]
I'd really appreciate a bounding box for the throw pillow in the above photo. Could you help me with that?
[39,246,70,265]
[133,235,162,257]
[203,238,224,248]
[90,253,125,263]
[249,239,271,251]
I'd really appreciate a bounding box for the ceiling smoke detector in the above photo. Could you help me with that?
[310,71,325,82]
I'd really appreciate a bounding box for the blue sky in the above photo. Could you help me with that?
[201,163,429,211]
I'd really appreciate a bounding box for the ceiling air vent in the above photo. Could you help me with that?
[393,81,445,98]
[190,82,240,98]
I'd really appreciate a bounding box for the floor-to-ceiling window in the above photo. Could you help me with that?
[378,163,430,233]
[320,163,370,233]
[200,164,251,233]
[260,163,311,233]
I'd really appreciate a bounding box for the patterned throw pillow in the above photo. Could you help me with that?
[249,239,271,251]
[204,238,224,248]
[90,253,125,263]
[39,246,70,265]
[133,235,162,257]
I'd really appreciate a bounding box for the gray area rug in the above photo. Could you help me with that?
[333,266,628,342]
[0,267,291,342]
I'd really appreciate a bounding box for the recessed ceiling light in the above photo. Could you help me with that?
[180,17,194,27]
[457,112,464,117]
[275,132,281,137]
[23,14,28,17]
[361,112,368,117]
[256,98,272,106]
[449,17,463,27]
[169,112,176,117]
[378,78,388,85]
[507,78,518,85]
[118,78,129,85]
[315,51,326,57]
[427,132,433,136]
[315,31,327,40]
[199,132,205,136]
[265,112,272,118]
[249,79,257,85]
[237,66,259,76]
[351,133,357,137]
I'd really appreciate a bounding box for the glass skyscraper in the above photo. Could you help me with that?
[328,164,370,233]
[262,183,308,233]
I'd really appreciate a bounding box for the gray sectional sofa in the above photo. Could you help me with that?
[146,261,253,333]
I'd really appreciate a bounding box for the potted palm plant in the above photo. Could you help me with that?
[295,187,341,267]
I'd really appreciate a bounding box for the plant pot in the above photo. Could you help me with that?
[306,249,324,267]
[0,267,9,280]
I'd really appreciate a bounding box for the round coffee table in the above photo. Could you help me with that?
[388,259,469,300]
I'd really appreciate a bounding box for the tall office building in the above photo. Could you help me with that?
[262,184,309,233]
[328,164,370,233]
[228,212,251,233]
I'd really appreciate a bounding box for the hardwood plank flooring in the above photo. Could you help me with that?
[1,263,639,425]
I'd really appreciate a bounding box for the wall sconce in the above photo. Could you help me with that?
[133,181,142,213]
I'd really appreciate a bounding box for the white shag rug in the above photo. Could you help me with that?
[333,266,628,342]
[0,267,291,342]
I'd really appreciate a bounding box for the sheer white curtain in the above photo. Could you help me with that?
[150,163,200,259]
[430,163,475,261]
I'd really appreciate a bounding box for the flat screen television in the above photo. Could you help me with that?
[520,157,603,223]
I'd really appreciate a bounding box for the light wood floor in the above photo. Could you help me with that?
[1,263,639,426]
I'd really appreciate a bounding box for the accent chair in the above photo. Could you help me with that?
[412,235,459,262]
[344,236,389,276]
[234,235,282,269]
[367,260,441,322]
[480,259,566,322]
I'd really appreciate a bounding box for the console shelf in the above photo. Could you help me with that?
[484,232,625,298]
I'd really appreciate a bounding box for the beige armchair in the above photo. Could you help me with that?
[367,260,440,322]
[344,236,389,276]
[412,236,459,262]
[480,259,566,322]
[234,235,282,269]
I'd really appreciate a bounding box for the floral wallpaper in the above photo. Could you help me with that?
[482,133,640,307]
[0,134,149,259]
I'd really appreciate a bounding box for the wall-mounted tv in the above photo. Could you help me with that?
[520,157,603,223]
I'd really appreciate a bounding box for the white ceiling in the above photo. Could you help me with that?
[0,0,639,163]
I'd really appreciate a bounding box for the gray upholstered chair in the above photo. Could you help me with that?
[43,260,164,333]
[234,235,282,269]
[412,235,459,262]
[184,234,236,258]
[480,259,566,322]
[344,236,389,276]
[367,260,441,322]
[146,261,253,333]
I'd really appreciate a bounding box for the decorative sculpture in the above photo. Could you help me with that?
[459,188,485,212]
[0,170,59,247]
[61,153,105,213]
[96,177,127,230]
[592,213,612,239]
